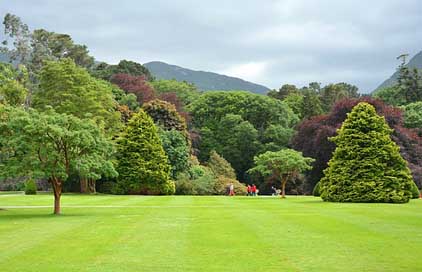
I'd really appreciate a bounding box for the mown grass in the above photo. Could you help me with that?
[0,194,421,271]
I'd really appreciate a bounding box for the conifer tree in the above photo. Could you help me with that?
[115,109,174,195]
[320,102,414,203]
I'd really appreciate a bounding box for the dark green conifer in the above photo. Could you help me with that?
[116,109,174,195]
[320,102,414,203]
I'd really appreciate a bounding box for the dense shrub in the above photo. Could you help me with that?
[320,103,414,203]
[214,177,247,195]
[24,179,37,195]
[207,151,236,180]
[411,182,420,199]
[174,175,196,195]
[96,181,117,194]
[313,182,321,197]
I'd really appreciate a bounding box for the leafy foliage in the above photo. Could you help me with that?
[110,73,155,105]
[151,79,200,105]
[206,150,236,180]
[248,149,314,197]
[24,178,37,195]
[91,60,153,81]
[143,99,187,133]
[214,177,247,195]
[403,102,422,129]
[320,103,414,203]
[33,58,121,134]
[292,97,422,192]
[115,109,174,195]
[0,106,116,213]
[189,91,298,178]
[159,129,190,179]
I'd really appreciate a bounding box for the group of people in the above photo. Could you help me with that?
[227,183,258,196]
[246,184,257,196]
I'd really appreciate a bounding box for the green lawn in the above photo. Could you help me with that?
[0,194,421,271]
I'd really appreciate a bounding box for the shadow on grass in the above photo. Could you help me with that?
[0,211,92,220]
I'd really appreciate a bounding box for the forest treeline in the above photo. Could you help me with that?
[0,14,421,212]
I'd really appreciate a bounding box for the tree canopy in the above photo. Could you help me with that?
[248,149,314,198]
[0,106,116,214]
[33,58,121,134]
[115,109,174,195]
[320,102,414,203]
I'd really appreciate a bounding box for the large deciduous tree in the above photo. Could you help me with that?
[189,91,298,178]
[159,129,190,179]
[320,102,414,203]
[143,99,187,134]
[33,58,121,134]
[151,79,200,106]
[115,109,174,195]
[110,73,155,105]
[0,106,116,214]
[248,149,314,198]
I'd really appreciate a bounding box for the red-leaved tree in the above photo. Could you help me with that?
[111,73,155,105]
[158,92,191,124]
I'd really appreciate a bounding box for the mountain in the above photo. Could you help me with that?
[144,61,270,94]
[375,51,422,92]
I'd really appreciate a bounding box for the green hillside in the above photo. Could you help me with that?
[144,61,270,94]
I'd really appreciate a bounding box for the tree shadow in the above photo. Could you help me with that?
[0,211,92,220]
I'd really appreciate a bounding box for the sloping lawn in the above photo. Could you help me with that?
[0,194,421,271]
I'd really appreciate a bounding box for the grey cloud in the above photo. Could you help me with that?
[1,0,421,92]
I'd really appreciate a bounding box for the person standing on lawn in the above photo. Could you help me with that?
[229,183,235,196]
[247,184,252,196]
[252,184,257,196]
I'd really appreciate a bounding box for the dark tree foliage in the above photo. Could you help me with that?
[320,103,414,203]
[143,99,188,133]
[292,97,422,193]
[319,83,360,112]
[267,84,299,100]
[159,129,190,179]
[110,73,155,105]
[158,92,191,124]
[397,66,422,104]
[90,60,153,81]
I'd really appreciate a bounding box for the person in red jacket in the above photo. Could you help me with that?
[252,184,257,196]
[247,185,252,196]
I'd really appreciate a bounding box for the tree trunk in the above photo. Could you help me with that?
[80,177,88,193]
[51,177,62,215]
[88,179,96,194]
[281,175,288,198]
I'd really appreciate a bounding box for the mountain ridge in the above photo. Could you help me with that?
[375,51,422,92]
[144,61,270,94]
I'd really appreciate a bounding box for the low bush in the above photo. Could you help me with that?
[411,182,420,199]
[24,179,37,195]
[214,176,247,195]
[313,182,321,197]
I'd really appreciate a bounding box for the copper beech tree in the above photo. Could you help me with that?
[248,149,314,198]
[0,106,116,214]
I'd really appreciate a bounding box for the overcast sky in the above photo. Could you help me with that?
[1,0,421,92]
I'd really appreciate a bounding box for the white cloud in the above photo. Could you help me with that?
[220,61,271,83]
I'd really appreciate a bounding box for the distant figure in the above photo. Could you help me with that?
[271,186,277,196]
[247,184,252,196]
[229,183,235,196]
[252,184,257,196]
